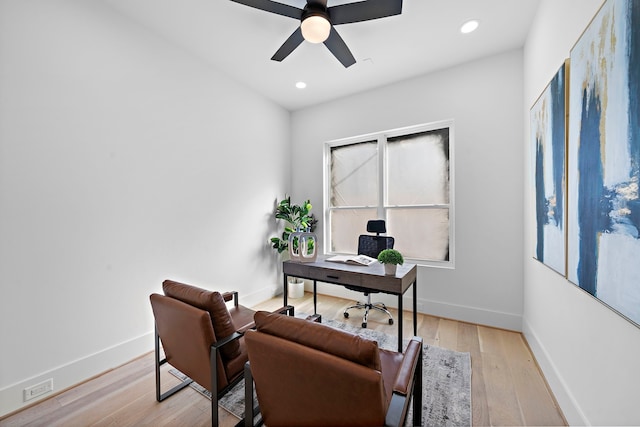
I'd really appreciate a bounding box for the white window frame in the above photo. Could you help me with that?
[323,120,455,268]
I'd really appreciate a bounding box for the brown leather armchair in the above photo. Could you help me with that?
[243,311,423,427]
[150,280,293,427]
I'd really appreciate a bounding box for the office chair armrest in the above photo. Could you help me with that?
[392,337,423,395]
[222,291,239,307]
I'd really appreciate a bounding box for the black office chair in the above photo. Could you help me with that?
[343,220,395,328]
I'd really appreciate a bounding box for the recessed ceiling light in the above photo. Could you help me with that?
[296,82,307,89]
[460,20,479,34]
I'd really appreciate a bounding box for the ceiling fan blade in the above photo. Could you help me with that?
[271,27,305,62]
[329,0,402,25]
[323,27,356,68]
[307,0,328,8]
[230,0,302,19]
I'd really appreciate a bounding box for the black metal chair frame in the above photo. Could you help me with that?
[154,327,246,427]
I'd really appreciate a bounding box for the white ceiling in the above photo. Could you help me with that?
[103,0,540,111]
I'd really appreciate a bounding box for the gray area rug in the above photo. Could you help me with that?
[170,318,471,426]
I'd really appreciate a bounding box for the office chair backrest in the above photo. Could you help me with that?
[358,235,394,258]
[358,220,394,258]
[366,220,386,234]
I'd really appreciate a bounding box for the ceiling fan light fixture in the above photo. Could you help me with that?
[301,15,331,43]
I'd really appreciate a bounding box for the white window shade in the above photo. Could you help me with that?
[387,208,449,261]
[387,129,450,205]
[329,208,377,253]
[330,141,377,207]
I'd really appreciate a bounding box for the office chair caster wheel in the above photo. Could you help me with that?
[362,322,367,328]
[388,319,394,325]
[343,312,349,318]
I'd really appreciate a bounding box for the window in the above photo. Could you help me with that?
[323,120,454,267]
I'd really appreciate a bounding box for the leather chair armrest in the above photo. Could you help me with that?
[393,337,423,395]
[272,305,295,316]
[236,323,255,335]
[212,330,244,350]
[222,291,239,307]
[386,337,423,427]
[232,306,296,335]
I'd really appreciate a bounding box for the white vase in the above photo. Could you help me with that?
[288,278,305,298]
[383,263,397,276]
[288,229,318,263]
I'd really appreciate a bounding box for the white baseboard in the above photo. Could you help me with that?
[522,319,588,426]
[0,332,154,418]
[422,298,523,331]
[312,282,523,331]
[241,283,282,308]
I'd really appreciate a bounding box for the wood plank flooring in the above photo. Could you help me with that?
[0,293,566,426]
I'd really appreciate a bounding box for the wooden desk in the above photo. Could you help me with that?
[283,258,417,352]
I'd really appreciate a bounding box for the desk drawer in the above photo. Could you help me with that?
[285,263,362,287]
[311,269,362,287]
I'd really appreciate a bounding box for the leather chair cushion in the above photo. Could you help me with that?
[254,311,381,371]
[162,280,241,360]
[229,305,257,334]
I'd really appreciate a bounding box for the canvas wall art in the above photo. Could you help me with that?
[567,0,640,326]
[531,62,567,275]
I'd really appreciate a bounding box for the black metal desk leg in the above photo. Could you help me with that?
[413,279,417,336]
[397,294,403,352]
[313,280,317,315]
[283,274,288,307]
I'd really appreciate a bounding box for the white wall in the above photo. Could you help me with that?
[290,50,525,331]
[0,0,289,416]
[523,0,640,425]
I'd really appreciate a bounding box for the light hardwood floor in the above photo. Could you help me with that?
[0,293,566,426]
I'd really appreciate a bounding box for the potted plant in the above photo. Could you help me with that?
[270,195,318,298]
[377,249,404,276]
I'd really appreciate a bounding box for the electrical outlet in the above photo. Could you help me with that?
[23,378,53,402]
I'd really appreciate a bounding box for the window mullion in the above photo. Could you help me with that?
[377,136,386,219]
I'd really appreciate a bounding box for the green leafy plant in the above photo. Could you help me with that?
[377,249,404,265]
[270,195,318,254]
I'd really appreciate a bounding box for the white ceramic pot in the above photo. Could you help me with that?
[383,263,397,276]
[287,278,305,298]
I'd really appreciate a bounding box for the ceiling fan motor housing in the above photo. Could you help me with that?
[302,2,330,23]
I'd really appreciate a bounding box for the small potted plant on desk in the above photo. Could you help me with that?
[270,195,317,298]
[377,249,404,276]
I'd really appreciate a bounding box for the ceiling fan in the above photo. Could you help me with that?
[230,0,403,68]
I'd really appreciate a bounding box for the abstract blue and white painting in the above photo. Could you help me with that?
[568,0,640,326]
[531,62,566,275]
